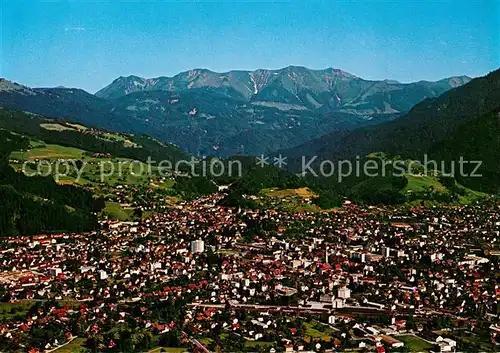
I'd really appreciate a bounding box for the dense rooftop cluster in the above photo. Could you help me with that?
[1,195,499,352]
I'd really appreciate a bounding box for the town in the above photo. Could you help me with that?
[1,193,499,353]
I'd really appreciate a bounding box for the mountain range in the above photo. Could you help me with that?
[95,67,470,114]
[0,66,470,156]
[287,68,500,192]
[0,66,499,202]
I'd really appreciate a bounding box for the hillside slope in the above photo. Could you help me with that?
[0,67,470,156]
[290,69,500,191]
[0,107,188,163]
[429,109,500,192]
[319,69,500,159]
[0,130,99,236]
[96,66,470,116]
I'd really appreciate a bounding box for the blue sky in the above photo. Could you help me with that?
[2,1,499,93]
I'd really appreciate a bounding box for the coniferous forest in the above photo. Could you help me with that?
[0,130,99,236]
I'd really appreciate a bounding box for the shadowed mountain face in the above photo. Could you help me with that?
[299,69,500,159]
[95,66,470,115]
[0,66,470,156]
[288,69,500,191]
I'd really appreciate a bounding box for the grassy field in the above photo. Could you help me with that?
[0,300,81,323]
[11,153,175,190]
[198,337,214,346]
[151,178,176,189]
[10,144,85,160]
[53,337,87,353]
[305,325,328,338]
[458,188,488,204]
[364,153,489,205]
[147,348,187,353]
[40,123,76,132]
[103,202,136,221]
[404,174,487,205]
[7,135,162,187]
[75,159,175,187]
[94,159,153,185]
[244,340,275,348]
[101,132,139,148]
[263,187,316,199]
[396,335,433,352]
[0,301,32,321]
[39,122,138,148]
[404,174,445,193]
[304,320,334,340]
[260,187,323,213]
[66,123,88,130]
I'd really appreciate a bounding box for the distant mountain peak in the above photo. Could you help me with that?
[94,66,473,120]
[282,65,309,71]
[0,69,478,157]
[95,66,364,98]
[441,75,472,87]
[323,67,357,78]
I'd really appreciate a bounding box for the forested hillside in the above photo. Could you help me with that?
[287,69,500,192]
[0,108,188,163]
[0,130,99,236]
[0,69,469,156]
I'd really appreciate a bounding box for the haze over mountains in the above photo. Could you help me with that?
[0,66,470,156]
